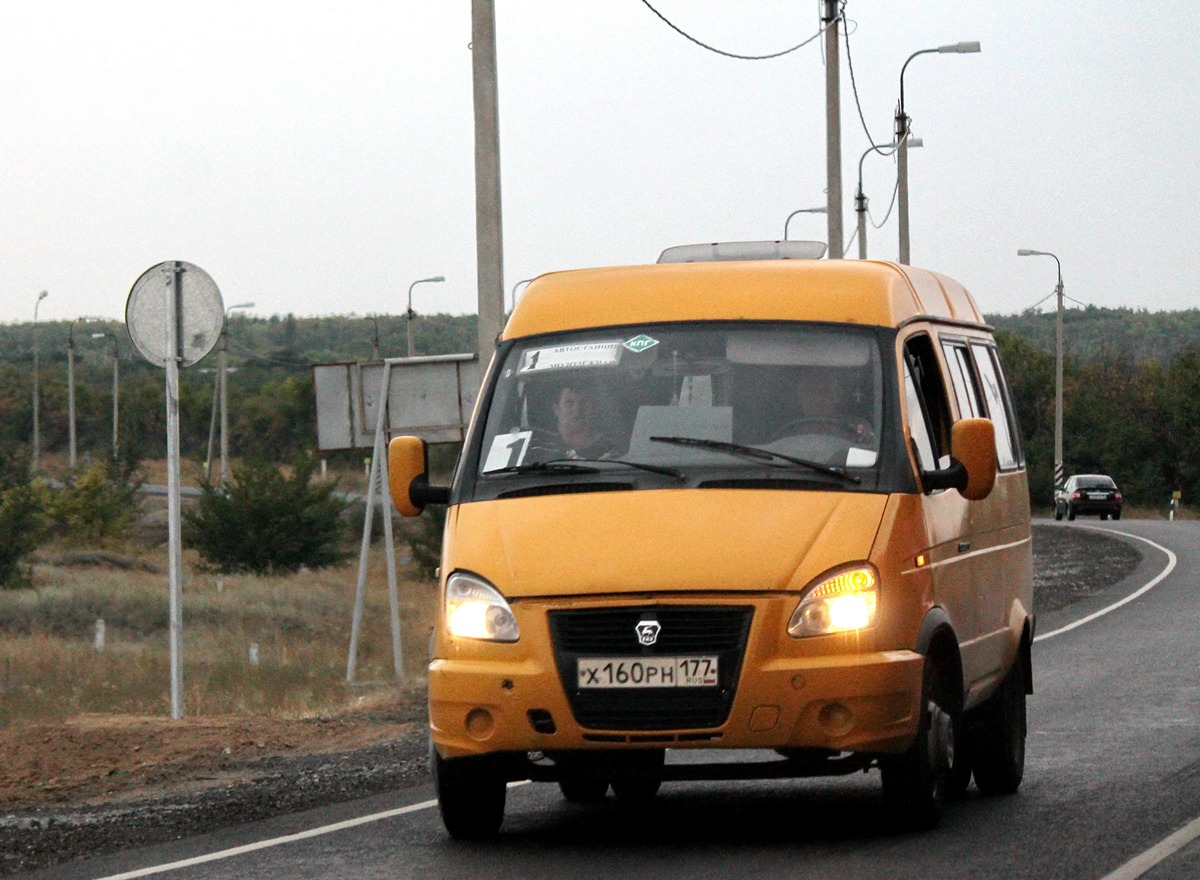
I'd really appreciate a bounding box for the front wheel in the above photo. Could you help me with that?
[880,658,956,830]
[1113,509,1122,520]
[1054,504,1063,521]
[970,647,1027,795]
[434,752,506,839]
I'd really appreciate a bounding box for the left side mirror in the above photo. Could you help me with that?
[388,436,450,517]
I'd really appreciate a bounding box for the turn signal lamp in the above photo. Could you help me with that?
[788,565,879,637]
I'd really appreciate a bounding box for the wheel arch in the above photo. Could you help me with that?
[915,608,964,714]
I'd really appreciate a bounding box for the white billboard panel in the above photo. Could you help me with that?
[313,354,481,451]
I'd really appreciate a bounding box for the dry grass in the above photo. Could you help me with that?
[0,536,437,730]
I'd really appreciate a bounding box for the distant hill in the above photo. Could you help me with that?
[986,306,1200,363]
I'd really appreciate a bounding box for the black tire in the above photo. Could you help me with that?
[434,752,506,839]
[1067,505,1076,521]
[559,776,609,802]
[611,777,661,802]
[1113,509,1122,520]
[610,749,665,803]
[1054,504,1063,521]
[1100,513,1108,521]
[880,658,955,830]
[971,648,1027,796]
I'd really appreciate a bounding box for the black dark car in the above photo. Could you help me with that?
[1054,474,1123,521]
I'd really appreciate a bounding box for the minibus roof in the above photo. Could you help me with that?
[503,258,987,340]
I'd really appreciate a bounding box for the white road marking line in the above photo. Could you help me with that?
[92,780,531,879]
[1034,527,1177,642]
[91,799,439,879]
[1098,814,1200,880]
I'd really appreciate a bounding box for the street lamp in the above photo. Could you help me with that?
[204,302,254,482]
[1018,249,1065,496]
[68,319,80,470]
[91,332,120,460]
[783,207,827,243]
[31,290,48,473]
[406,275,445,357]
[854,138,921,260]
[365,315,381,359]
[895,40,981,264]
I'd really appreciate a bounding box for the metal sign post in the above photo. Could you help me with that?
[126,260,224,719]
[163,263,186,719]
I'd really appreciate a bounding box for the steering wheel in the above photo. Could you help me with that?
[769,415,877,445]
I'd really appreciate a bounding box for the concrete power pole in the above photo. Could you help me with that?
[823,0,843,260]
[472,0,505,364]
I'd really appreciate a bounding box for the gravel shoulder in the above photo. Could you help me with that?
[0,523,1144,875]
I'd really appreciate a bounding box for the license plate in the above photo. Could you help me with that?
[1088,492,1108,499]
[577,656,719,689]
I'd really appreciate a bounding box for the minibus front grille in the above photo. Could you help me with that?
[548,606,753,731]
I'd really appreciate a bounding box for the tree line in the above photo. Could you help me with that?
[0,307,1196,510]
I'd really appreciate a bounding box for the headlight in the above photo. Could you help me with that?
[444,572,520,642]
[787,565,879,637]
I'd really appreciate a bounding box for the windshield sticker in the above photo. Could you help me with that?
[846,447,878,468]
[483,431,533,472]
[518,341,622,373]
[623,333,660,353]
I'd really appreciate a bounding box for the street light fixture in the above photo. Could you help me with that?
[1018,249,1065,496]
[406,275,445,357]
[855,138,922,260]
[91,332,120,460]
[219,302,253,483]
[783,207,827,243]
[31,290,48,473]
[895,40,981,264]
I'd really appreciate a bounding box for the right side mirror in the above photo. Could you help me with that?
[950,417,997,501]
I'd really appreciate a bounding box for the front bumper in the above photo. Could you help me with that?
[429,598,925,761]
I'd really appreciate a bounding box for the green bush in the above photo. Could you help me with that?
[0,445,47,590]
[48,460,140,547]
[0,482,48,589]
[184,455,350,575]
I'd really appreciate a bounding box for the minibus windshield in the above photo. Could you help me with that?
[475,323,884,487]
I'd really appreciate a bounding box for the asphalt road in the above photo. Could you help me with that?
[26,520,1200,880]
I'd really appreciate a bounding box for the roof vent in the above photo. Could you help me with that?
[657,240,827,264]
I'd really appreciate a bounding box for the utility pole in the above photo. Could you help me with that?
[472,0,505,363]
[1018,248,1065,494]
[823,0,843,260]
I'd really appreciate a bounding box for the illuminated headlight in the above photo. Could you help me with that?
[787,565,879,637]
[444,572,520,642]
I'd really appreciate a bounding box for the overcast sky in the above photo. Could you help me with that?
[4,2,1199,335]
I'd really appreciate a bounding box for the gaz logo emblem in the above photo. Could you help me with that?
[635,620,661,646]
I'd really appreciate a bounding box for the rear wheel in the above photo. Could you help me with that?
[434,752,506,839]
[880,658,955,829]
[1067,504,1076,521]
[610,749,665,803]
[1113,509,1122,520]
[971,647,1027,795]
[558,776,609,802]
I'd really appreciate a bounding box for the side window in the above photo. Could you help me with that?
[902,334,953,471]
[941,340,984,419]
[970,343,1020,470]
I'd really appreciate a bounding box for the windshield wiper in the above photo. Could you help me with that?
[648,436,860,484]
[485,460,602,476]
[485,458,685,481]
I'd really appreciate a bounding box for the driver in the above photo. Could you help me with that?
[789,367,876,445]
[547,380,618,459]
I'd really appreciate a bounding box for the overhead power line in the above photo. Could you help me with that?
[639,0,831,60]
